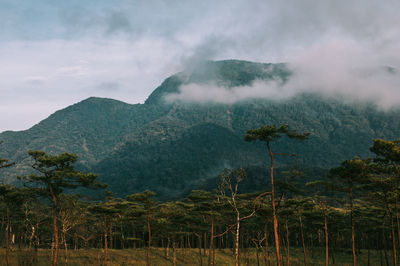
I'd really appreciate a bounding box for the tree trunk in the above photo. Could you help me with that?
[286,219,290,266]
[34,200,39,262]
[226,232,229,249]
[387,204,397,266]
[396,202,400,252]
[120,223,124,249]
[265,226,270,266]
[280,229,285,265]
[204,232,207,256]
[209,219,214,266]
[6,208,10,266]
[267,143,281,266]
[62,225,68,266]
[52,207,59,266]
[212,234,216,266]
[246,247,250,266]
[1,215,4,244]
[299,215,308,266]
[173,241,176,266]
[147,210,151,266]
[239,234,242,266]
[254,240,260,266]
[104,219,108,266]
[349,188,356,266]
[167,236,170,259]
[131,222,136,249]
[198,234,203,266]
[324,213,329,266]
[28,225,34,253]
[182,237,186,263]
[49,186,59,266]
[382,217,389,266]
[235,213,240,266]
[331,236,336,265]
[109,222,113,249]
[162,238,166,258]
[311,234,314,258]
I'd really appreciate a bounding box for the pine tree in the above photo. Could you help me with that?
[19,150,105,266]
[244,125,309,266]
[329,157,371,266]
[0,185,27,266]
[370,139,400,176]
[89,199,119,266]
[126,190,157,266]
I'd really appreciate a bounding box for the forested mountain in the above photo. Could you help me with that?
[1,60,399,199]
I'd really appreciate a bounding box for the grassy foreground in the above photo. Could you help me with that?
[0,247,388,265]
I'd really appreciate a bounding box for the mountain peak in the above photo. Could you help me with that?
[145,59,290,105]
[78,96,129,106]
[2,59,399,199]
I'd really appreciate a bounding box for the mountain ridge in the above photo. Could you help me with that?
[1,59,399,198]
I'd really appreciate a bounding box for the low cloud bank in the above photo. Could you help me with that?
[166,37,400,109]
[2,0,400,131]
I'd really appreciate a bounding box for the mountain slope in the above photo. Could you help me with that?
[1,60,399,198]
[0,97,167,182]
[94,123,266,198]
[94,93,400,198]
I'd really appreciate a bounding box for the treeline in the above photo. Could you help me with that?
[0,126,399,266]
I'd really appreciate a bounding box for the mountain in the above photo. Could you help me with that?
[1,60,399,199]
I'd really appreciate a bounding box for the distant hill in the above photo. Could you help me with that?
[1,60,399,199]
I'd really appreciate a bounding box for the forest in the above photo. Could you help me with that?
[1,124,400,266]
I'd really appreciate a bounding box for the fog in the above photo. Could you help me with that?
[1,0,399,131]
[168,37,400,108]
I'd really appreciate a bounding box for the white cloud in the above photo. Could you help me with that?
[1,0,400,131]
[165,81,283,104]
[0,37,183,131]
[167,35,400,108]
[287,36,400,108]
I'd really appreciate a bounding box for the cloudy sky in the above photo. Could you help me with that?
[1,0,400,132]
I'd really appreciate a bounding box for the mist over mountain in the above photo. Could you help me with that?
[1,60,399,199]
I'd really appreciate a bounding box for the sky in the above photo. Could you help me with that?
[1,0,400,132]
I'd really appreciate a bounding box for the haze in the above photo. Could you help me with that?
[1,0,399,132]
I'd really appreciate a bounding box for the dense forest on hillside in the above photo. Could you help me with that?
[1,60,400,200]
[1,126,399,266]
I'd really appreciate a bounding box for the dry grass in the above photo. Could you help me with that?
[0,247,386,265]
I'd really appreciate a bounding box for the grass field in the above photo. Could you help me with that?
[0,247,390,265]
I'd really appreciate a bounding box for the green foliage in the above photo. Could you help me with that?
[1,60,400,199]
[1,137,400,265]
[370,138,400,163]
[20,150,105,199]
[1,59,400,264]
[0,141,14,169]
[0,184,27,207]
[328,157,372,192]
[244,124,310,143]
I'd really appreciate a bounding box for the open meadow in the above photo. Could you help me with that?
[0,247,389,266]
